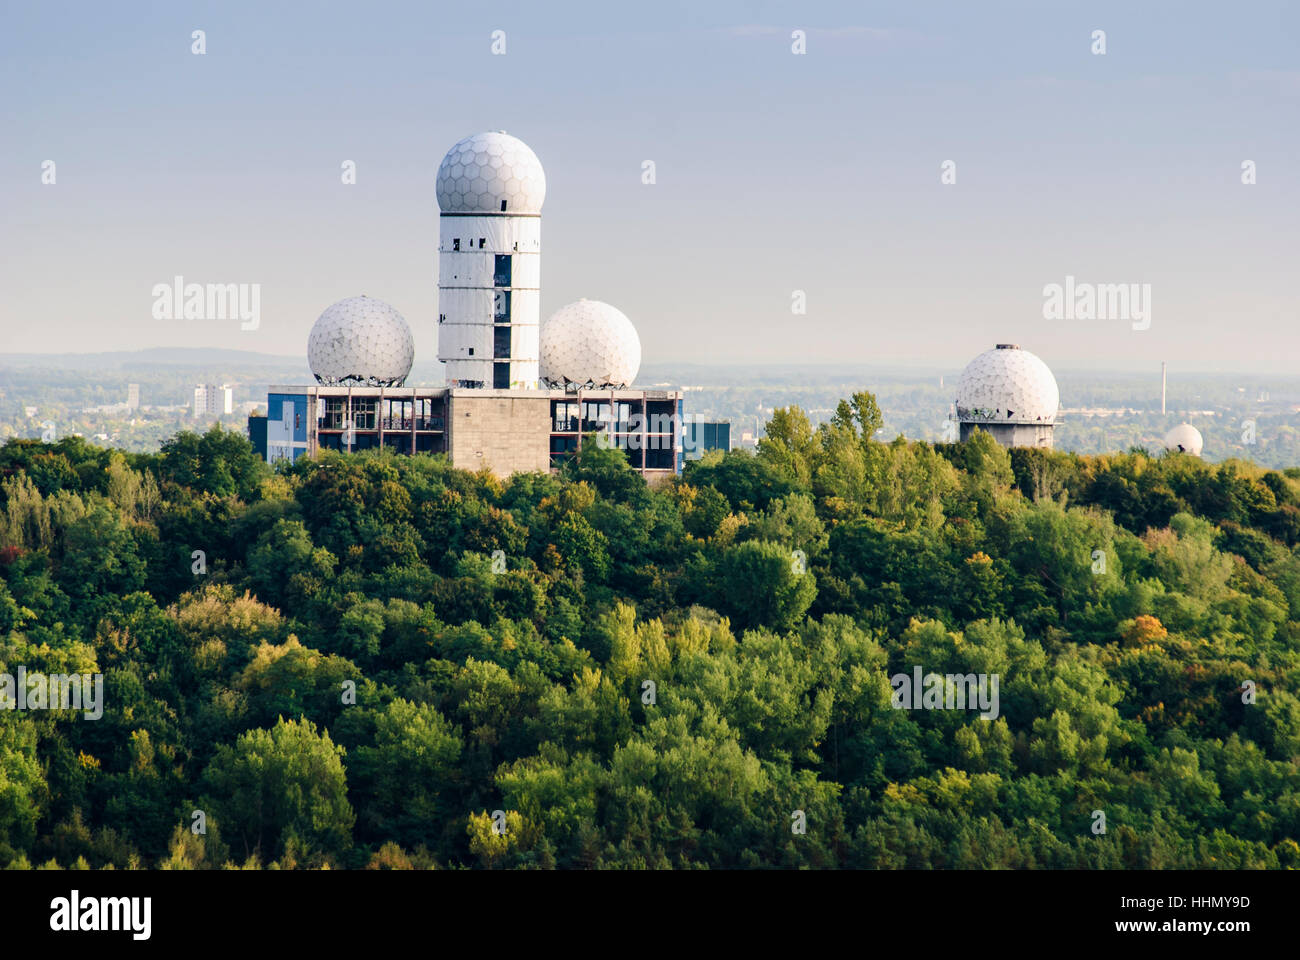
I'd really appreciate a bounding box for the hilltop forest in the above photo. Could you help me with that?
[0,391,1298,869]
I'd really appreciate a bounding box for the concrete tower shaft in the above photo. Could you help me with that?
[435,132,546,389]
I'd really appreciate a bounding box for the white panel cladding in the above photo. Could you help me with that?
[510,322,539,360]
[438,252,496,286]
[438,212,542,385]
[449,359,493,385]
[504,288,540,329]
[438,216,540,255]
[440,319,492,357]
[508,361,539,388]
[508,254,541,290]
[438,287,494,322]
[437,290,540,346]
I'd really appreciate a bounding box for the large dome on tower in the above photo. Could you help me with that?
[307,296,413,387]
[955,344,1059,425]
[540,299,641,389]
[436,131,546,215]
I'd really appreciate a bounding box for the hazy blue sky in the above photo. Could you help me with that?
[2,0,1296,375]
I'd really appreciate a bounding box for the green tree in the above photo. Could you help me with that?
[202,718,355,863]
[713,539,817,632]
[348,699,463,850]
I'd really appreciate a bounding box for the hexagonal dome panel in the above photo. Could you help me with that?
[307,295,414,387]
[436,131,546,214]
[955,344,1059,424]
[540,299,641,389]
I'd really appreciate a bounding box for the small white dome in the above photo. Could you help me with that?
[436,131,546,215]
[955,344,1059,425]
[1164,423,1204,457]
[540,299,641,389]
[307,296,413,387]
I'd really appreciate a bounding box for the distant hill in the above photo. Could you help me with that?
[0,349,455,386]
[0,348,307,370]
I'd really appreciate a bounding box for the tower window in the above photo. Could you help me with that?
[468,347,475,356]
[479,238,485,249]
[494,255,512,287]
[501,200,507,211]
[452,238,460,251]
[493,362,509,389]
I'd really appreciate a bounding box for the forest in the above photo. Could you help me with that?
[0,389,1297,869]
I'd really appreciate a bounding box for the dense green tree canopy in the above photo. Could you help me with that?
[0,408,1298,869]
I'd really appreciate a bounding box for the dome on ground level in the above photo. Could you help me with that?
[540,299,641,389]
[307,296,413,387]
[436,131,546,215]
[1164,423,1204,457]
[955,344,1059,425]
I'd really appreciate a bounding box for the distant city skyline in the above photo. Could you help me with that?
[2,1,1297,373]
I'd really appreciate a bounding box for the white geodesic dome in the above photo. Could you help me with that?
[1164,423,1204,457]
[540,299,641,389]
[307,296,414,387]
[955,344,1059,425]
[436,131,546,215]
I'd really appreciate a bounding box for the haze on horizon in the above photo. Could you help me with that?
[1,0,1296,375]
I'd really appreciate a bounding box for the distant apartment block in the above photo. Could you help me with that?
[194,384,234,417]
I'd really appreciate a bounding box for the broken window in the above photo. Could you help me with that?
[453,238,460,251]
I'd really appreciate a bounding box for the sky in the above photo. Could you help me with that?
[1,0,1297,375]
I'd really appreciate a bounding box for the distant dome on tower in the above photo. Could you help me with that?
[955,344,1059,425]
[307,296,413,387]
[540,299,641,389]
[436,131,546,215]
[1164,423,1204,457]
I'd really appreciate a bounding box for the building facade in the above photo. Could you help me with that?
[194,383,233,417]
[683,420,732,459]
[251,384,683,481]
